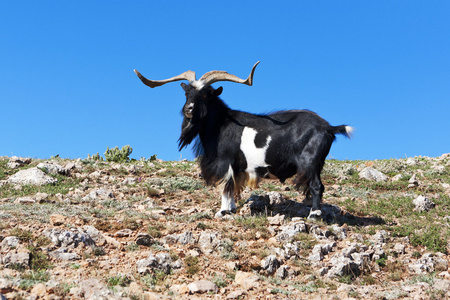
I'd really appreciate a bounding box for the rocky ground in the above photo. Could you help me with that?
[0,154,449,299]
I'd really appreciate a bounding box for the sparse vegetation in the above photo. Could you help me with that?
[0,154,449,298]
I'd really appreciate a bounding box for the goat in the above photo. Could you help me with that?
[134,62,353,219]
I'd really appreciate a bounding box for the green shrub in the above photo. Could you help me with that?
[104,145,133,163]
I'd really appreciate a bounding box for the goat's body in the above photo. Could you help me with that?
[193,106,351,217]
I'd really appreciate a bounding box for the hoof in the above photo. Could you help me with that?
[307,209,322,220]
[215,210,234,218]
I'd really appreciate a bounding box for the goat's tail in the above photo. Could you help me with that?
[330,125,354,139]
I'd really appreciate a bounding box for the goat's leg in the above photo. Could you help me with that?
[215,179,236,218]
[307,173,324,220]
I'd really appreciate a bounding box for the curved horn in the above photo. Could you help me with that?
[134,69,196,88]
[198,61,260,87]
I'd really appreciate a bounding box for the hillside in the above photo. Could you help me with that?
[0,154,449,299]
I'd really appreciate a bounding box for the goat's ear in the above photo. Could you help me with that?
[181,82,188,91]
[214,86,223,96]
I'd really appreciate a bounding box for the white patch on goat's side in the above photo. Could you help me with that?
[240,127,272,186]
[191,80,205,90]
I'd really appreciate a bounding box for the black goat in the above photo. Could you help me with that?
[134,62,353,219]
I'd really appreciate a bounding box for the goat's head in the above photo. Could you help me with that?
[134,61,260,149]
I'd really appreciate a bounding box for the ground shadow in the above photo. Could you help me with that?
[240,193,385,226]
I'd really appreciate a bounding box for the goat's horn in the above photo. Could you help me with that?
[198,61,260,87]
[134,69,196,88]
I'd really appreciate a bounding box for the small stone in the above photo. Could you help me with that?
[187,280,218,294]
[115,229,133,237]
[79,278,112,299]
[267,214,285,225]
[1,236,20,249]
[37,162,65,175]
[34,192,49,203]
[0,278,13,294]
[2,252,30,269]
[359,167,388,182]
[433,279,450,291]
[135,233,154,246]
[50,214,66,226]
[275,265,290,279]
[226,289,246,299]
[261,255,280,275]
[408,174,419,188]
[391,174,403,182]
[394,243,406,254]
[413,195,435,212]
[235,271,260,290]
[30,283,46,296]
[14,197,35,204]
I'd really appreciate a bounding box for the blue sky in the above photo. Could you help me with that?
[1,1,449,161]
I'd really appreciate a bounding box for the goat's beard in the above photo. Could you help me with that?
[178,118,200,150]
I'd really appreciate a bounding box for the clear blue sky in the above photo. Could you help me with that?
[1,1,449,161]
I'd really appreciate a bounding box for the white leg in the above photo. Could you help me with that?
[215,192,236,218]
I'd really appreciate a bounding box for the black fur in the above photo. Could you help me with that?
[178,83,351,215]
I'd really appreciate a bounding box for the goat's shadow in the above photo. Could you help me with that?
[240,193,385,226]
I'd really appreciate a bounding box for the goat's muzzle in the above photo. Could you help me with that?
[183,103,194,118]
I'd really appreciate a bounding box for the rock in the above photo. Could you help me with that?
[7,168,57,186]
[433,279,450,291]
[82,225,106,246]
[275,265,290,279]
[412,195,435,212]
[13,196,35,204]
[393,243,406,255]
[0,278,13,294]
[261,255,280,275]
[276,221,307,242]
[128,282,144,298]
[7,156,32,169]
[1,236,20,249]
[198,231,221,254]
[79,278,113,299]
[135,233,154,246]
[408,253,448,274]
[392,174,403,182]
[331,224,347,240]
[114,229,133,237]
[2,252,30,269]
[30,283,46,297]
[42,228,95,248]
[136,252,180,275]
[268,214,285,225]
[372,230,388,244]
[50,214,66,226]
[308,245,324,263]
[359,167,388,182]
[226,289,246,299]
[235,271,260,290]
[82,188,114,202]
[187,280,218,294]
[49,249,80,261]
[64,162,76,174]
[34,192,49,203]
[240,194,270,216]
[408,174,420,188]
[327,255,360,278]
[37,162,65,175]
[122,177,137,185]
